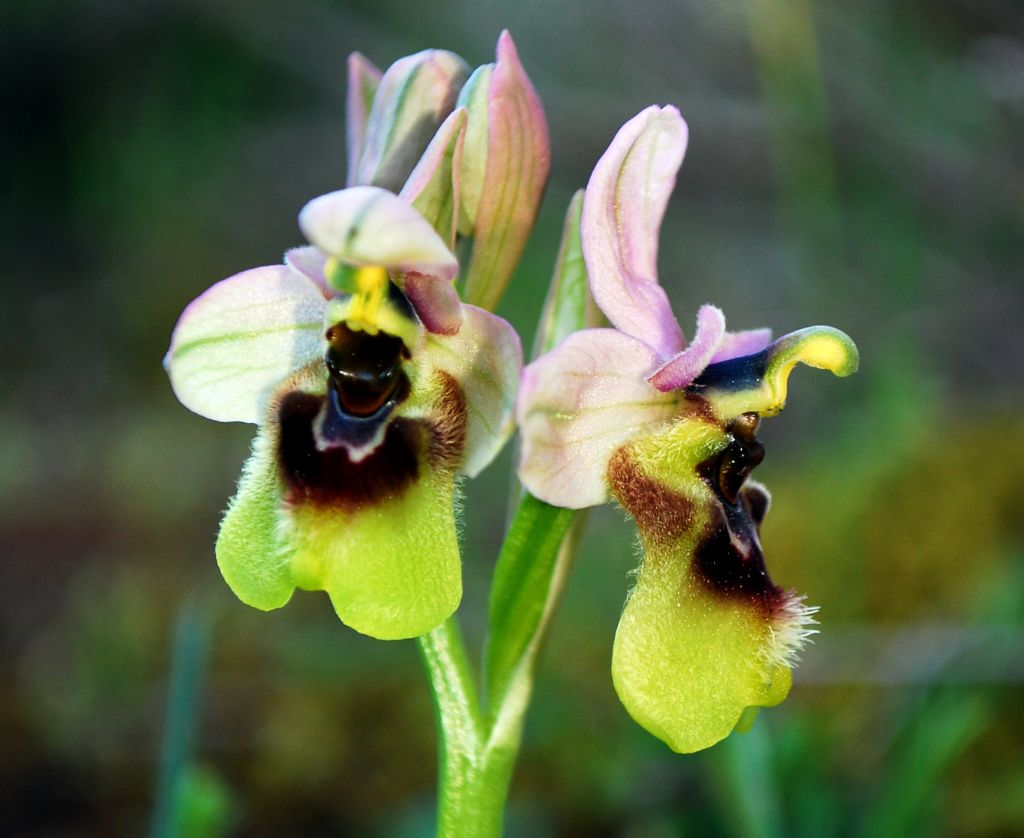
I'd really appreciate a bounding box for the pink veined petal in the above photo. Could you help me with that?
[284,246,331,297]
[299,187,458,279]
[647,305,727,392]
[517,329,677,509]
[345,52,383,187]
[710,328,774,363]
[354,49,469,192]
[459,30,552,311]
[165,265,327,424]
[581,105,689,359]
[419,304,523,478]
[403,272,464,335]
[399,107,468,248]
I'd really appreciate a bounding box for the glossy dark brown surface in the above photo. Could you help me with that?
[277,391,422,510]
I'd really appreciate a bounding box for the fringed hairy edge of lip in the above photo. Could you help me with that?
[607,394,818,670]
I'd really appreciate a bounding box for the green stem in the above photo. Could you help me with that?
[419,495,579,837]
[418,619,490,836]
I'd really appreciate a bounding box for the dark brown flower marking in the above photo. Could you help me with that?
[277,391,423,510]
[426,371,467,472]
[692,414,784,612]
[608,447,696,544]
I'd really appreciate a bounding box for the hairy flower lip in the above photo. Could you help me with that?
[516,102,858,754]
[168,201,522,642]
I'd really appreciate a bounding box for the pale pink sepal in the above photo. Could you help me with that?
[355,50,469,191]
[420,305,523,478]
[299,187,458,279]
[461,31,551,311]
[581,105,689,359]
[345,52,383,187]
[711,328,773,363]
[165,265,327,424]
[517,329,676,509]
[284,246,331,296]
[647,305,726,391]
[399,107,468,247]
[404,272,463,335]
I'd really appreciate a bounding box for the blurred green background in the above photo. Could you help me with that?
[3,0,1023,835]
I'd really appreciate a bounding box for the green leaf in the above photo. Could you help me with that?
[484,493,575,712]
[531,189,602,357]
[484,187,596,711]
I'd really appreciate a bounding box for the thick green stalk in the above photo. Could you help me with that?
[419,496,578,836]
[418,619,488,836]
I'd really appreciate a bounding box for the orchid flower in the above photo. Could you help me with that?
[517,106,858,752]
[163,34,547,641]
[166,187,520,641]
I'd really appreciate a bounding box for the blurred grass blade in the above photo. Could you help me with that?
[151,596,213,838]
[710,719,784,838]
[860,692,990,837]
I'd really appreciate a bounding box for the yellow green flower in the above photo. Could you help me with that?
[517,105,858,752]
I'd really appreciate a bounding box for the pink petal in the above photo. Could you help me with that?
[517,329,677,509]
[581,106,689,359]
[354,49,469,191]
[403,272,464,335]
[420,304,523,478]
[284,246,331,296]
[647,305,727,391]
[345,52,383,187]
[710,328,773,363]
[399,107,468,247]
[460,31,551,311]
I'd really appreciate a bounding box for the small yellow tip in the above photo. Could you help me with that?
[770,326,859,378]
[356,265,388,293]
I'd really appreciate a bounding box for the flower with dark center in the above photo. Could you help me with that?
[166,31,548,641]
[167,187,521,640]
[517,106,858,752]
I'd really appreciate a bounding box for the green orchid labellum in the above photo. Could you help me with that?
[517,106,858,752]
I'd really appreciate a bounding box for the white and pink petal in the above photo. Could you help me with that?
[353,49,469,192]
[165,265,327,424]
[647,304,727,392]
[517,328,677,509]
[345,52,383,187]
[711,328,773,363]
[419,304,523,478]
[299,187,459,281]
[581,105,689,359]
[459,31,551,311]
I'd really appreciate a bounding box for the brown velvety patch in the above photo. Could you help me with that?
[608,447,696,544]
[276,392,423,510]
[425,371,467,472]
[680,392,719,425]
